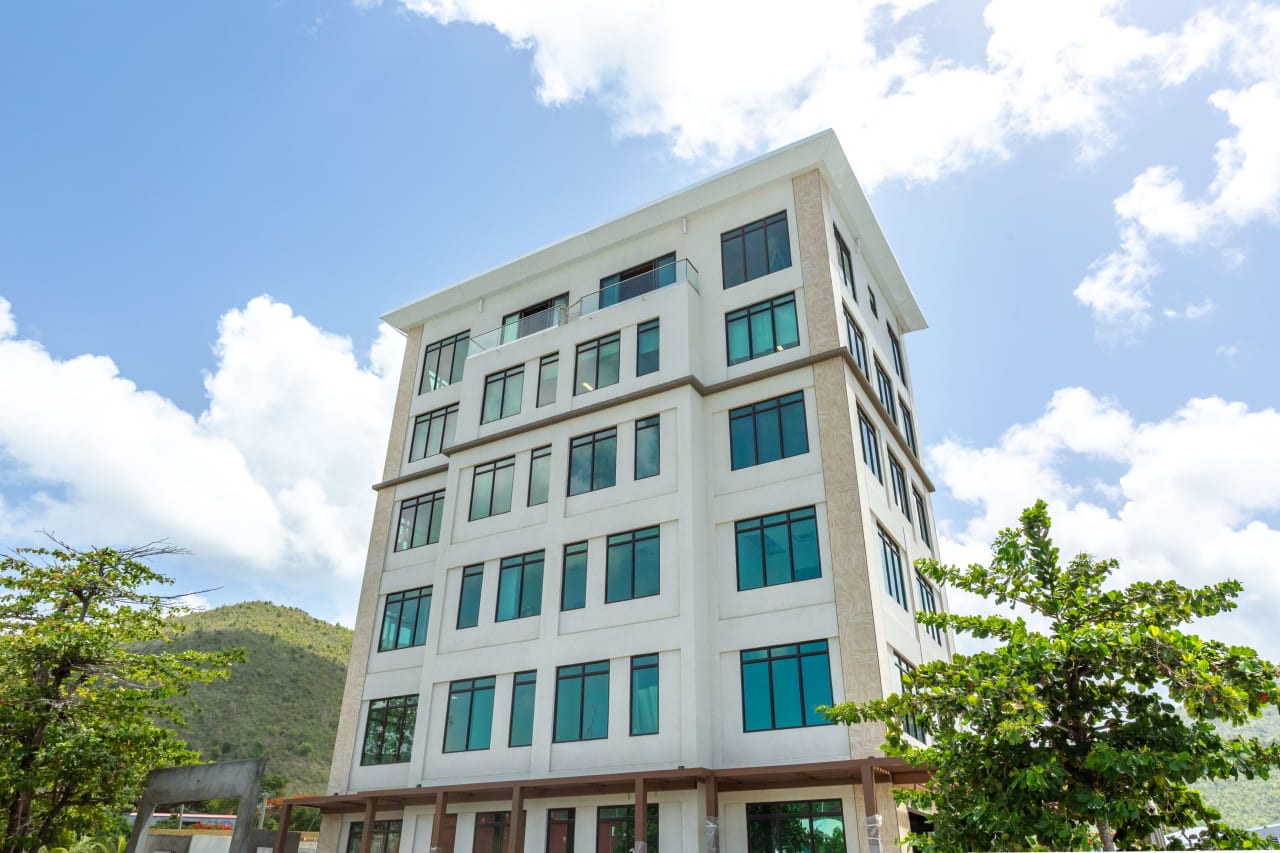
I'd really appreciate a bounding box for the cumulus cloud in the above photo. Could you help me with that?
[931,388,1280,659]
[0,296,401,611]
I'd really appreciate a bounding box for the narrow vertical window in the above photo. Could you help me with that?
[917,574,942,643]
[528,445,551,507]
[875,360,897,425]
[868,286,879,317]
[394,490,445,551]
[895,653,926,741]
[574,332,621,395]
[568,427,617,495]
[606,526,660,603]
[835,228,856,298]
[546,809,576,853]
[456,565,483,629]
[508,671,537,747]
[409,404,458,461]
[481,365,524,424]
[900,400,919,457]
[888,454,911,521]
[845,311,868,376]
[443,676,496,753]
[560,541,588,611]
[537,353,558,407]
[378,586,432,652]
[879,526,908,610]
[495,551,544,621]
[554,661,610,742]
[858,411,882,482]
[740,641,833,731]
[630,654,659,735]
[473,813,511,852]
[913,488,932,548]
[634,415,660,479]
[470,456,515,521]
[889,328,908,386]
[636,319,660,376]
[419,331,469,393]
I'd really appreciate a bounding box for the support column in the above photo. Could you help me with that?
[633,776,648,853]
[357,799,377,853]
[703,775,719,853]
[506,786,525,853]
[861,766,882,853]
[274,803,293,853]
[429,791,449,853]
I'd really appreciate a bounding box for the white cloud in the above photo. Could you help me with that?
[932,388,1280,659]
[1073,226,1156,335]
[0,296,400,611]
[1216,344,1239,358]
[0,297,15,340]
[1162,299,1214,320]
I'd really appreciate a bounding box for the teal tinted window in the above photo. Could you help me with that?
[845,311,868,376]
[635,415,660,480]
[361,695,417,765]
[876,361,898,425]
[409,403,458,461]
[735,507,820,591]
[575,332,621,395]
[722,212,791,288]
[456,565,483,629]
[725,294,800,365]
[528,445,551,506]
[914,488,931,549]
[600,253,675,308]
[858,411,882,482]
[554,660,609,742]
[630,654,659,736]
[470,456,515,521]
[889,454,911,521]
[637,319,660,376]
[394,490,444,551]
[419,331,469,393]
[917,574,942,644]
[728,392,808,470]
[895,653,926,741]
[835,228,856,297]
[745,800,843,853]
[568,427,617,495]
[561,542,587,611]
[900,401,918,457]
[496,551,544,621]
[481,365,524,424]
[443,676,495,752]
[378,586,432,652]
[889,328,907,385]
[879,526,908,610]
[739,641,832,732]
[537,353,558,407]
[508,670,537,747]
[606,526,660,603]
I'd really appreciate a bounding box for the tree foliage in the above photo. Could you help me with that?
[0,541,241,853]
[826,501,1280,851]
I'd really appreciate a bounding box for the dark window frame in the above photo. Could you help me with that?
[345,820,403,853]
[900,399,919,457]
[728,391,809,470]
[442,676,496,753]
[879,526,909,610]
[630,654,660,736]
[470,456,516,521]
[722,211,792,288]
[501,293,568,345]
[875,359,898,425]
[560,541,588,612]
[409,403,458,462]
[553,660,610,742]
[378,585,432,652]
[508,670,537,748]
[537,353,558,408]
[636,319,660,376]
[725,293,801,366]
[600,253,676,308]
[858,410,883,483]
[481,365,524,424]
[917,574,943,644]
[745,799,843,853]
[888,454,911,521]
[895,652,927,742]
[419,331,468,394]
[495,550,544,622]
[605,526,661,603]
[739,640,834,732]
[889,327,908,386]
[597,804,659,851]
[360,694,417,766]
[574,332,621,396]
[845,311,868,377]
[567,427,617,496]
[913,487,932,548]
[546,808,576,853]
[868,286,879,317]
[456,564,483,630]
[394,490,445,552]
[734,506,821,591]
[834,228,856,298]
[634,415,660,480]
[528,445,552,507]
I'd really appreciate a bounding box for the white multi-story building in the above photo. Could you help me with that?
[290,130,949,853]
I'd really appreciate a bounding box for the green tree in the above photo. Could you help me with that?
[826,501,1280,851]
[0,540,242,853]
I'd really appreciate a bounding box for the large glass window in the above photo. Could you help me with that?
[528,445,551,506]
[361,694,417,765]
[537,353,559,407]
[845,311,868,376]
[875,360,897,425]
[735,506,820,591]
[606,526,660,603]
[888,454,911,521]
[575,332,621,395]
[470,456,515,521]
[597,805,658,853]
[394,490,444,552]
[729,392,808,470]
[457,565,483,630]
[917,574,942,644]
[745,800,843,853]
[740,641,833,732]
[858,410,882,482]
[900,400,919,457]
[634,415,660,479]
[835,228,856,298]
[346,820,402,853]
[722,212,791,288]
[889,328,907,386]
[600,252,676,308]
[546,809,575,853]
[630,654,659,736]
[561,541,588,611]
[473,813,510,853]
[409,404,458,462]
[568,427,617,495]
[914,487,932,548]
[554,661,609,742]
[496,550,544,621]
[378,586,431,652]
[443,676,495,753]
[501,293,568,344]
[508,671,536,747]
[725,294,800,365]
[895,653,926,741]
[879,526,909,610]
[419,331,468,393]
[637,319,660,376]
[481,365,524,424]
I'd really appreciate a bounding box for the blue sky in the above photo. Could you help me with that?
[2,0,1278,657]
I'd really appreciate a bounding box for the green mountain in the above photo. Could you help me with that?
[158,601,353,795]
[1195,706,1280,829]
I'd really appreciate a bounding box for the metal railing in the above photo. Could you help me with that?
[469,304,569,353]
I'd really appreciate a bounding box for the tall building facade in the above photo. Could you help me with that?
[294,131,949,853]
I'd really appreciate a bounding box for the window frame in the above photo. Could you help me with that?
[481,365,524,424]
[456,564,483,630]
[900,399,918,457]
[495,550,544,622]
[442,676,496,753]
[394,490,445,552]
[739,640,834,732]
[845,310,868,377]
[636,319,660,376]
[875,359,898,425]
[378,585,432,652]
[745,799,843,853]
[629,653,659,736]
[537,353,558,408]
[834,228,856,298]
[346,820,403,853]
[508,670,537,748]
[360,694,418,766]
[419,331,468,394]
[917,574,943,644]
[560,541,588,612]
[553,660,610,742]
[546,808,576,853]
[722,211,792,288]
[728,391,809,470]
[527,445,552,507]
[734,506,821,591]
[605,526,661,603]
[567,427,618,496]
[889,327,908,386]
[596,804,659,852]
[574,332,621,396]
[878,526,909,610]
[895,652,927,742]
[888,454,911,521]
[913,487,932,548]
[725,293,800,366]
[470,456,516,521]
[408,403,458,462]
[858,410,883,483]
[634,415,660,480]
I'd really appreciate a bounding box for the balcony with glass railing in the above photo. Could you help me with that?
[469,304,569,353]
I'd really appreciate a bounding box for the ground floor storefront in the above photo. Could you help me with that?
[281,759,927,853]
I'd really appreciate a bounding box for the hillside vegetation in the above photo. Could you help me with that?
[1196,705,1280,829]
[156,601,353,795]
